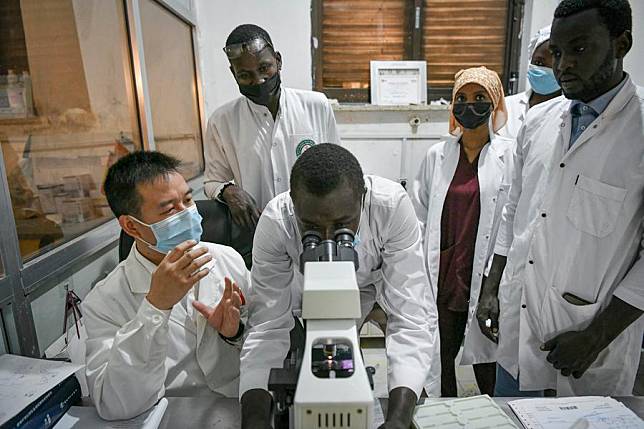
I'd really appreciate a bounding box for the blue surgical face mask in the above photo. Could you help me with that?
[527,64,561,95]
[131,204,203,254]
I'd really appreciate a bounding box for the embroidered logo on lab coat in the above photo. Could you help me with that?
[296,139,316,157]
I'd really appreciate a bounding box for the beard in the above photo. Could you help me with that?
[564,47,617,101]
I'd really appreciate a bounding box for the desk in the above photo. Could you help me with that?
[158,396,644,428]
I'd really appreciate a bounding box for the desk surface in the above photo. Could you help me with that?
[158,396,644,428]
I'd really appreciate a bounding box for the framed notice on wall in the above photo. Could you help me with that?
[370,61,427,106]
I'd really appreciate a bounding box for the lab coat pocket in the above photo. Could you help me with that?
[566,175,627,238]
[540,287,601,343]
[290,133,320,158]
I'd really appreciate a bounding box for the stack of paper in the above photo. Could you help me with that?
[412,395,518,429]
[508,396,644,429]
[54,398,168,429]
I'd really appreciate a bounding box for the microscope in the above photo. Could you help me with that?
[268,228,375,429]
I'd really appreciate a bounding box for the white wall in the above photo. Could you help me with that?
[624,0,643,86]
[194,0,312,119]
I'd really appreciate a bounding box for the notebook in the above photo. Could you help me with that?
[412,395,519,429]
[508,396,644,429]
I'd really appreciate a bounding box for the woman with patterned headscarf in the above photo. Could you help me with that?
[411,66,515,396]
[499,25,563,140]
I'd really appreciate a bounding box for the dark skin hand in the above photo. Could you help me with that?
[476,254,507,343]
[541,297,642,378]
[378,387,417,429]
[241,389,273,429]
[221,184,261,228]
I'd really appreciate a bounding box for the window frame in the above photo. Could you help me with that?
[0,0,206,356]
[311,0,524,102]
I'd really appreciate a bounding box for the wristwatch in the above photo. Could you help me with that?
[219,321,245,345]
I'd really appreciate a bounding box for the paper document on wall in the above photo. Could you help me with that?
[54,398,168,429]
[508,396,644,429]
[0,354,83,426]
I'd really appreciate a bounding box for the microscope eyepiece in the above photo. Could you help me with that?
[299,228,359,272]
[302,231,322,250]
[334,228,355,248]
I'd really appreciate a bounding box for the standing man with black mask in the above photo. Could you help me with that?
[204,24,340,228]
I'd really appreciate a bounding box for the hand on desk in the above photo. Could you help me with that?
[222,185,262,228]
[147,240,212,310]
[192,277,243,338]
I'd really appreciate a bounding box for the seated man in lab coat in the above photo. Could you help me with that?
[204,24,340,228]
[476,0,644,396]
[240,144,439,429]
[83,151,250,420]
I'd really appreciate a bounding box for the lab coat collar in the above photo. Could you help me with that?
[560,75,637,155]
[519,89,532,106]
[439,133,506,162]
[439,135,460,159]
[126,243,158,294]
[489,134,512,162]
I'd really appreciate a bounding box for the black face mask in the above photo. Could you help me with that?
[452,102,493,130]
[238,73,281,106]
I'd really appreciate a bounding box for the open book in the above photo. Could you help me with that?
[508,396,644,429]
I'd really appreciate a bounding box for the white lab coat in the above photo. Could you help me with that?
[203,87,340,209]
[83,242,251,420]
[240,175,440,398]
[497,90,531,140]
[494,77,644,395]
[411,135,514,367]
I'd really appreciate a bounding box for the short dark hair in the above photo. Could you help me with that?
[103,151,181,217]
[554,0,632,37]
[226,24,273,47]
[290,144,365,199]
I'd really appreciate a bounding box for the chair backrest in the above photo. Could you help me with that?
[119,199,255,268]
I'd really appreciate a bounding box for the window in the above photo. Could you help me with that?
[0,0,142,262]
[140,0,204,180]
[312,0,522,102]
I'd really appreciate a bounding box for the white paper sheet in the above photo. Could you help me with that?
[508,396,644,429]
[377,69,422,105]
[0,354,84,426]
[54,398,168,429]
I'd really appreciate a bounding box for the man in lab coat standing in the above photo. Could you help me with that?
[83,152,250,420]
[476,0,644,396]
[203,24,340,228]
[240,144,439,429]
